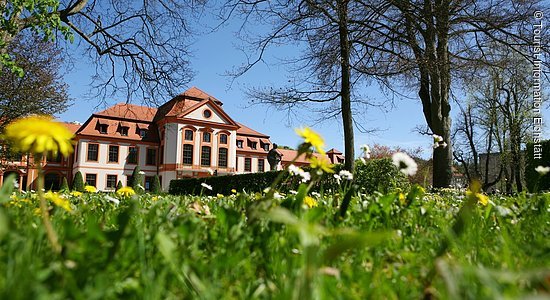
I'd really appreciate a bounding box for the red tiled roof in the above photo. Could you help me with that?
[63,122,81,134]
[77,116,159,143]
[96,103,157,122]
[236,122,270,138]
[277,148,328,165]
[179,86,223,104]
[327,148,342,154]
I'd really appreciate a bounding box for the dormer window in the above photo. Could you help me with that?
[263,143,270,151]
[237,140,243,148]
[99,124,108,134]
[139,129,147,138]
[251,142,257,149]
[120,127,129,136]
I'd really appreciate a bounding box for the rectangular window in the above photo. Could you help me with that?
[87,144,99,161]
[251,142,257,149]
[220,134,228,144]
[237,140,243,148]
[85,174,97,187]
[47,152,62,163]
[106,175,117,189]
[184,130,194,141]
[127,146,138,164]
[203,132,211,143]
[201,146,211,166]
[146,148,157,165]
[120,127,129,136]
[218,148,228,167]
[183,144,193,165]
[244,158,251,172]
[108,145,119,163]
[263,143,270,151]
[145,176,153,191]
[258,159,265,172]
[139,129,147,138]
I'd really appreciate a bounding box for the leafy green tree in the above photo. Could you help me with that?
[59,177,69,192]
[151,175,161,194]
[72,171,84,192]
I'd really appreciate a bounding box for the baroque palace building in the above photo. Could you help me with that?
[0,87,344,191]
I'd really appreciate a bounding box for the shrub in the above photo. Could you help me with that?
[151,175,161,194]
[72,171,85,192]
[525,139,550,192]
[170,171,285,195]
[60,177,69,191]
[354,158,410,194]
[116,180,123,191]
[130,166,144,193]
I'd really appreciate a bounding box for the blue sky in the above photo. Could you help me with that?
[57,15,549,159]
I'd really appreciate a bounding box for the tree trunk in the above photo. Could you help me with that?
[337,0,354,172]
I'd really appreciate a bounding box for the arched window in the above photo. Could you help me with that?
[201,146,211,166]
[218,148,228,167]
[183,144,193,165]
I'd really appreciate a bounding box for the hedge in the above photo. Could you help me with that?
[525,139,550,192]
[169,158,411,196]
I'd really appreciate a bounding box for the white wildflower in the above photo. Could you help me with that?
[138,171,145,175]
[300,171,311,183]
[338,170,353,181]
[535,165,550,175]
[432,134,443,143]
[288,164,301,175]
[333,174,341,184]
[392,152,418,176]
[273,192,284,200]
[201,182,212,190]
[289,190,298,195]
[105,195,120,205]
[311,192,321,198]
[441,142,448,148]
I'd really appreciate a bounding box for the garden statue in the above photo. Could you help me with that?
[267,144,282,171]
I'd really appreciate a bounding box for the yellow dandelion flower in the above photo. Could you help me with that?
[3,116,73,157]
[84,185,97,193]
[231,189,237,194]
[70,191,83,197]
[304,196,318,208]
[45,191,72,212]
[398,193,406,205]
[466,191,489,206]
[217,193,224,198]
[295,127,326,155]
[309,156,334,173]
[33,208,42,216]
[116,186,136,197]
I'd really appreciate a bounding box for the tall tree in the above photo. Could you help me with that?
[0,34,70,128]
[1,0,200,103]
[356,0,543,188]
[222,0,381,171]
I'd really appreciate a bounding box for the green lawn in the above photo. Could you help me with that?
[0,187,548,299]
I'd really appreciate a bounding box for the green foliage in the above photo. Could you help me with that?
[72,171,84,192]
[130,166,144,193]
[59,176,69,191]
[525,140,550,192]
[116,180,123,191]
[151,175,161,194]
[354,158,410,194]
